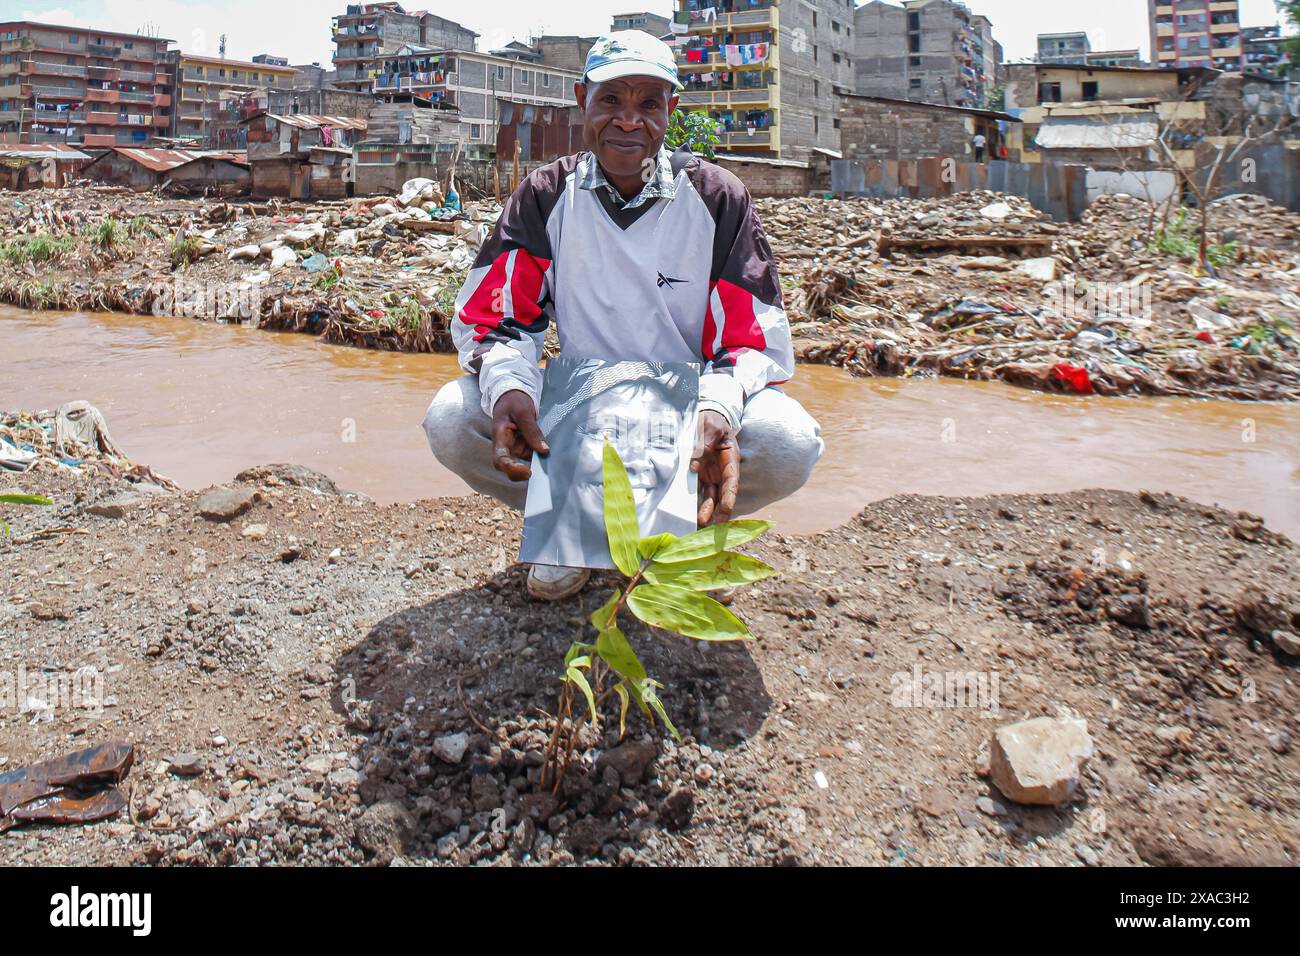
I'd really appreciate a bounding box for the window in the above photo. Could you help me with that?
[125,41,133,49]
[813,45,818,63]
[907,12,920,31]
[69,34,80,44]
[495,64,505,81]
[1038,81,1062,103]
[909,77,922,90]
[542,72,550,88]
[219,69,226,77]
[814,115,819,134]
[910,55,921,66]
[833,118,840,129]
[813,13,817,28]
[519,69,531,85]
[832,20,840,33]
[813,79,819,96]
[832,52,840,64]
[1082,81,1099,100]
[470,123,481,139]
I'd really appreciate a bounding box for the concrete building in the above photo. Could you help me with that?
[1242,26,1291,78]
[0,21,174,147]
[854,1,1003,111]
[1003,62,1217,171]
[252,54,290,67]
[1087,50,1144,68]
[1038,32,1090,65]
[370,45,579,147]
[673,0,855,161]
[332,2,478,93]
[612,12,672,36]
[1149,0,1244,72]
[838,93,1016,162]
[169,53,298,145]
[530,37,597,74]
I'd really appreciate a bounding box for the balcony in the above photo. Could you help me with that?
[87,65,121,82]
[86,111,119,125]
[715,129,772,148]
[154,73,170,85]
[83,133,116,147]
[118,90,154,102]
[25,60,87,77]
[32,109,86,123]
[121,69,154,82]
[154,92,172,107]
[87,43,121,57]
[678,87,773,109]
[85,88,121,104]
[154,114,170,127]
[682,5,776,33]
[29,84,83,99]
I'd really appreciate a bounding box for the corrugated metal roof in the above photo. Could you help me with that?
[109,148,249,172]
[1034,113,1158,150]
[0,144,92,161]
[264,114,368,131]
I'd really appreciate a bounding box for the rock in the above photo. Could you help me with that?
[989,716,1094,806]
[597,739,657,786]
[241,523,268,540]
[1155,725,1193,748]
[975,795,1007,817]
[302,753,334,775]
[355,801,416,857]
[980,201,1012,220]
[430,732,469,765]
[235,464,341,494]
[1267,730,1292,755]
[1075,844,1100,866]
[658,785,694,830]
[1107,593,1151,629]
[1271,630,1300,656]
[166,753,206,776]
[1018,256,1057,281]
[87,494,147,519]
[197,486,257,522]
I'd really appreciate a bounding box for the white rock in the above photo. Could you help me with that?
[1018,256,1057,281]
[431,732,469,764]
[302,753,334,775]
[227,244,260,261]
[990,716,1094,806]
[270,246,298,271]
[336,228,358,249]
[980,201,1013,220]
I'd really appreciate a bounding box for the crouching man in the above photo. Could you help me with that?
[423,30,823,600]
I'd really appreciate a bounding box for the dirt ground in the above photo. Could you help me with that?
[1,462,1296,866]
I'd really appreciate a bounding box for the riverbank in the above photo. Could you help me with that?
[1,455,1296,866]
[3,185,1297,400]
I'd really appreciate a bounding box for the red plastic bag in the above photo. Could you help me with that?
[1051,362,1094,395]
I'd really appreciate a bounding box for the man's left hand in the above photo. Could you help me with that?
[692,410,739,527]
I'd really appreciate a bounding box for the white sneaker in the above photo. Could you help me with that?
[526,564,592,601]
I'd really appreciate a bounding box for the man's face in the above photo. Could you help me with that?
[575,76,678,180]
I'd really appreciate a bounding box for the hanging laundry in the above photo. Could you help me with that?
[701,6,718,22]
[724,44,743,67]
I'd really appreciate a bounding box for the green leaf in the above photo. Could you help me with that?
[626,584,752,641]
[0,494,52,506]
[637,533,677,561]
[626,678,652,719]
[564,641,593,669]
[565,666,598,722]
[653,520,772,563]
[639,680,680,740]
[590,591,620,632]
[645,551,777,591]
[613,682,630,737]
[602,441,641,576]
[595,626,646,683]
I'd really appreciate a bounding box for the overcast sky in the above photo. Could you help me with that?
[16,0,1294,66]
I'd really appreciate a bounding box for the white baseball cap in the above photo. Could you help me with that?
[583,30,683,91]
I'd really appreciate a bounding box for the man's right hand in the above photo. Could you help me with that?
[491,389,548,482]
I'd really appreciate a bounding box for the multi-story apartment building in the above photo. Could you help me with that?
[169,53,297,144]
[1242,25,1290,77]
[1037,32,1090,64]
[370,46,578,146]
[854,0,1003,111]
[0,21,173,147]
[672,0,855,161]
[1149,0,1243,72]
[332,2,477,92]
[612,12,672,36]
[1087,49,1144,68]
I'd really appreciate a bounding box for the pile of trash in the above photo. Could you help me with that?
[0,401,175,487]
[757,191,1300,401]
[0,180,499,352]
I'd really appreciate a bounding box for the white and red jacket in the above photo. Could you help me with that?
[451,146,795,431]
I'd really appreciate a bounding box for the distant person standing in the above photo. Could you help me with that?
[973,132,987,163]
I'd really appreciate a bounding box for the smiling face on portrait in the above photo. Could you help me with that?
[574,76,678,192]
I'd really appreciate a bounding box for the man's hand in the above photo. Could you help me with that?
[692,410,739,527]
[491,390,548,482]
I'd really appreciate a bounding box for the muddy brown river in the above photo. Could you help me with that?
[4,306,1298,538]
